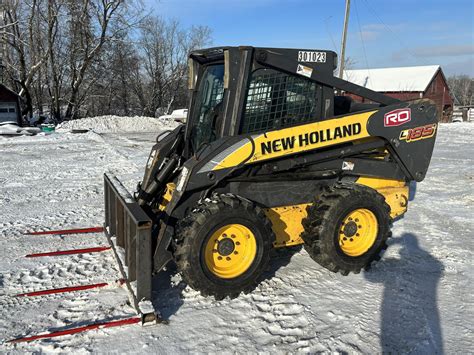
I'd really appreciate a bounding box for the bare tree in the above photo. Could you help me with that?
[336,56,357,79]
[85,34,141,116]
[0,1,212,121]
[137,17,211,116]
[448,75,473,106]
[63,0,127,118]
[46,0,66,120]
[1,0,57,120]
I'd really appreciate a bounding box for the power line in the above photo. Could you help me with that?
[324,16,338,52]
[361,0,425,66]
[354,0,371,83]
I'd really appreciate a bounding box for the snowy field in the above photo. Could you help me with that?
[0,119,472,353]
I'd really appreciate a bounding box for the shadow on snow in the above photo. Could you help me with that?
[365,233,444,353]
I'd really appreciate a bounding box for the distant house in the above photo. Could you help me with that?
[343,65,453,122]
[0,84,21,125]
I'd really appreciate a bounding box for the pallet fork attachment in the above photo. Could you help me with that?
[104,172,158,324]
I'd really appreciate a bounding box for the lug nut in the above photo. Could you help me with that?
[234,251,238,255]
[226,257,231,261]
[236,241,240,245]
[217,256,222,260]
[231,234,236,239]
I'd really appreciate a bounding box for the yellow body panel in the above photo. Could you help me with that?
[264,204,309,248]
[158,182,176,211]
[356,177,409,219]
[212,111,375,171]
[265,178,408,248]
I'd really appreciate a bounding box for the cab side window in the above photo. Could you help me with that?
[241,68,321,134]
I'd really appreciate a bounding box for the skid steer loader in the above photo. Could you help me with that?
[103,46,438,320]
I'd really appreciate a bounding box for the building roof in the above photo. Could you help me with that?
[0,83,20,97]
[343,65,440,92]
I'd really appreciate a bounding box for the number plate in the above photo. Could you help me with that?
[298,51,326,63]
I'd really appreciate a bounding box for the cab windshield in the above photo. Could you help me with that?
[190,64,225,151]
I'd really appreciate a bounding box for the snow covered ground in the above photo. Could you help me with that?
[0,120,472,353]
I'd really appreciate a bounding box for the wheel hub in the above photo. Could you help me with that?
[338,208,378,257]
[343,221,358,237]
[204,224,257,279]
[217,238,235,256]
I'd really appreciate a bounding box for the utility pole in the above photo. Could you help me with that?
[338,0,351,79]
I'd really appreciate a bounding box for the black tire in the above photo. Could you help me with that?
[173,194,275,299]
[301,183,391,275]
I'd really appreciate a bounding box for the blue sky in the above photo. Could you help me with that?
[145,0,474,76]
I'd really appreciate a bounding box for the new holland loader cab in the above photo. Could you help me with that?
[103,46,438,319]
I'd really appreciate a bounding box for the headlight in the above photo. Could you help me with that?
[176,167,189,192]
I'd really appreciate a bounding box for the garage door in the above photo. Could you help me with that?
[0,102,18,123]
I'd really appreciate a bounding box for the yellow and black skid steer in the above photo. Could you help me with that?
[103,46,438,322]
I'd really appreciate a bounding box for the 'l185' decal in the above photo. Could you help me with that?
[399,124,437,142]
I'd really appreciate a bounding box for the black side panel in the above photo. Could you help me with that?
[226,180,337,207]
[367,99,438,181]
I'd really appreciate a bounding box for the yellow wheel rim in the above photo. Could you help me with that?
[204,224,257,279]
[338,208,378,257]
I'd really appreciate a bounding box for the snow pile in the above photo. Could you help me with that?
[56,115,180,133]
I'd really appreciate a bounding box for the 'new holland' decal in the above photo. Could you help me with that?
[260,123,361,155]
[201,111,375,172]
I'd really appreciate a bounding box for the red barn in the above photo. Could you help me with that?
[343,65,453,122]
